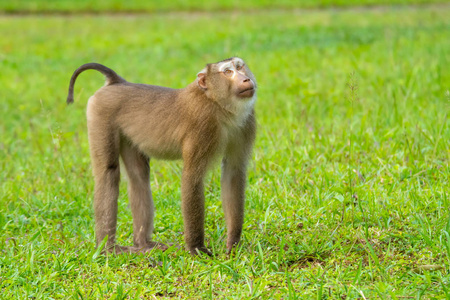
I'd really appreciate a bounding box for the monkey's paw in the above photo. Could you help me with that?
[104,245,136,254]
[104,243,170,255]
[141,241,170,252]
[189,246,213,256]
[226,240,242,255]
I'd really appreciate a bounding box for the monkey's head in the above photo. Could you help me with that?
[196,57,257,102]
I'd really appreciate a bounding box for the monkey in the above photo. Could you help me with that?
[66,57,257,255]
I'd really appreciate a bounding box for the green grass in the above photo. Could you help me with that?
[1,4,449,299]
[1,0,449,13]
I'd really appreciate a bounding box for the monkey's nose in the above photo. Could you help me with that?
[243,78,250,83]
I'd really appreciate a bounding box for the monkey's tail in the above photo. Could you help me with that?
[66,63,126,104]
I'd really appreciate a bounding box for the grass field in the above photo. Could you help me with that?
[1,0,448,13]
[1,2,449,299]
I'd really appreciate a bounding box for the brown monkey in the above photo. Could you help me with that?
[67,58,257,255]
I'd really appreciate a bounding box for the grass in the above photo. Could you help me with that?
[1,3,449,299]
[1,0,449,13]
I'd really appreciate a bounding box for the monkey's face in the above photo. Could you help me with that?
[197,57,257,102]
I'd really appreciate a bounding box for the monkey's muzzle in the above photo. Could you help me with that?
[238,87,255,99]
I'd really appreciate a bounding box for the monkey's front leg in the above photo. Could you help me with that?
[181,168,212,256]
[221,159,247,254]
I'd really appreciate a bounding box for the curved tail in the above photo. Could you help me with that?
[66,63,126,104]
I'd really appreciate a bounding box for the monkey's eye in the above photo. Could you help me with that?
[236,64,243,70]
[223,69,234,77]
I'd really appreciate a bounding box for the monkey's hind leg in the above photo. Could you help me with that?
[120,141,167,252]
[88,119,122,252]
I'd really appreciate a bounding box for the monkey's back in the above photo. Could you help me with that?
[87,82,220,161]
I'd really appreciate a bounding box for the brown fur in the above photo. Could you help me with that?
[67,58,257,255]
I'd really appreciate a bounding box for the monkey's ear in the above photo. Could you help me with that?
[197,72,207,90]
